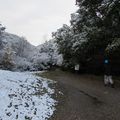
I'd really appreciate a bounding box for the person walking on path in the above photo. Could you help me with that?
[104,58,114,88]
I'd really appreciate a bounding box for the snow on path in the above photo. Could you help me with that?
[0,70,56,120]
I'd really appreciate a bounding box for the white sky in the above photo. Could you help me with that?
[0,0,77,46]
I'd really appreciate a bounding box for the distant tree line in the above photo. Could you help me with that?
[53,0,120,75]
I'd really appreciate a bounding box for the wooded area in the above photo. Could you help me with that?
[53,0,120,75]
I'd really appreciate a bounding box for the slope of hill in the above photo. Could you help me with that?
[0,32,63,71]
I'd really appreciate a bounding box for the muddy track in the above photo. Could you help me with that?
[41,70,120,120]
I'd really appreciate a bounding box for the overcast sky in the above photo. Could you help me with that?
[0,0,77,46]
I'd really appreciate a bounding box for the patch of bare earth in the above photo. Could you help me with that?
[39,69,120,120]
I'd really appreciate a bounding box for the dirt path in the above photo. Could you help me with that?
[40,70,120,120]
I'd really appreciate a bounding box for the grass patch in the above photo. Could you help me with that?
[36,69,70,80]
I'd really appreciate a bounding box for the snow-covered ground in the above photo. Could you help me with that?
[0,70,56,120]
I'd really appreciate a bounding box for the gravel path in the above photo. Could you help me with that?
[41,70,120,120]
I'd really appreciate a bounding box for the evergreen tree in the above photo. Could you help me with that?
[1,45,15,70]
[75,0,120,55]
[72,0,120,72]
[52,24,74,67]
[0,23,5,49]
[53,0,120,72]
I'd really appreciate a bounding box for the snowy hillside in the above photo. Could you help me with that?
[0,70,56,120]
[32,40,63,70]
[0,32,63,71]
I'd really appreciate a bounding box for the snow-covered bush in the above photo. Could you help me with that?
[32,40,63,70]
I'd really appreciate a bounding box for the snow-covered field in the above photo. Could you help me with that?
[0,70,56,120]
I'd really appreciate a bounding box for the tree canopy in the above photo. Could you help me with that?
[53,0,120,74]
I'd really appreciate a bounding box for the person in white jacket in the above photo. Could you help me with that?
[75,64,80,73]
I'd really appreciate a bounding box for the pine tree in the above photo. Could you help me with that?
[0,23,5,49]
[1,45,15,70]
